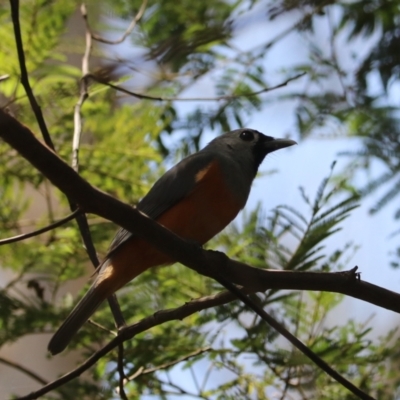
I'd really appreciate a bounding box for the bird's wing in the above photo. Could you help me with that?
[106,151,214,256]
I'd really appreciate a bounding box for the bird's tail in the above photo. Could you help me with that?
[48,283,107,355]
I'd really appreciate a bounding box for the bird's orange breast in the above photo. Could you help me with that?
[96,160,243,293]
[159,159,242,243]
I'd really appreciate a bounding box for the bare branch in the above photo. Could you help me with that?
[117,344,128,400]
[72,4,91,173]
[87,319,117,336]
[0,356,48,385]
[9,0,53,149]
[126,346,211,381]
[0,209,81,246]
[85,0,148,45]
[89,72,307,102]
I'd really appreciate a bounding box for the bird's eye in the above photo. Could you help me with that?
[239,130,254,141]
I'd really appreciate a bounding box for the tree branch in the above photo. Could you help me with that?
[89,72,306,102]
[117,344,128,400]
[0,209,81,246]
[0,356,48,386]
[85,0,148,45]
[125,346,211,382]
[9,0,53,149]
[71,4,92,173]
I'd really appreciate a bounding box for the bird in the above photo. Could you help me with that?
[48,128,296,355]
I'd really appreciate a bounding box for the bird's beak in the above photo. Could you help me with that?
[264,138,297,153]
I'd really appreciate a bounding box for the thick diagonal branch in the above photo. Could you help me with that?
[0,110,400,313]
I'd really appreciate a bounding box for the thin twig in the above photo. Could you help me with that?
[0,356,48,385]
[117,344,128,400]
[155,377,207,399]
[87,319,117,336]
[85,0,148,45]
[327,8,351,105]
[0,209,81,246]
[251,0,333,55]
[72,4,91,173]
[90,72,306,102]
[0,74,10,82]
[279,292,304,400]
[127,366,144,381]
[9,0,54,150]
[126,346,211,382]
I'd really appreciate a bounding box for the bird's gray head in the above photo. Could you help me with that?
[205,128,296,174]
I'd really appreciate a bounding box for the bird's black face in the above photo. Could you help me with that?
[234,128,296,172]
[206,128,296,175]
[237,129,274,171]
